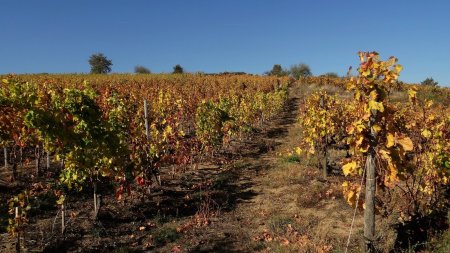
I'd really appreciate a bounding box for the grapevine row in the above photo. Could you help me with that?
[0,73,291,237]
[296,52,450,251]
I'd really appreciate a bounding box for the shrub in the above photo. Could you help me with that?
[134,65,151,74]
[421,77,439,87]
[289,63,312,79]
[172,64,184,74]
[320,72,339,78]
[267,64,289,77]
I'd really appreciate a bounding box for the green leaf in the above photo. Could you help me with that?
[56,195,65,205]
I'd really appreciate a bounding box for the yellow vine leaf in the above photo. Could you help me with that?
[355,121,365,132]
[355,136,364,145]
[368,100,384,112]
[358,52,365,63]
[397,136,413,151]
[408,88,417,96]
[384,162,399,188]
[355,90,361,100]
[346,125,355,134]
[362,69,371,77]
[395,64,403,73]
[386,133,395,148]
[372,124,382,133]
[346,190,356,205]
[369,90,378,100]
[385,57,397,67]
[379,149,391,161]
[342,181,349,188]
[342,160,358,176]
[347,81,356,90]
[359,143,369,153]
[421,129,432,138]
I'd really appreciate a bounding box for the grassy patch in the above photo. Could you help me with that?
[296,180,326,208]
[152,210,173,225]
[153,226,180,246]
[283,154,301,163]
[268,215,294,235]
[213,171,234,188]
[91,225,107,237]
[29,190,58,215]
[434,230,450,253]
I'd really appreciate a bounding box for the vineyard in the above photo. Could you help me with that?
[1,53,450,252]
[0,73,292,252]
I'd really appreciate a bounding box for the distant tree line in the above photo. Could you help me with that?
[265,63,313,79]
[421,77,439,87]
[319,72,339,78]
[265,64,345,80]
[87,52,341,79]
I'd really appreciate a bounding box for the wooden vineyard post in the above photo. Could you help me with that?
[12,148,18,181]
[96,195,101,216]
[46,152,50,170]
[144,99,149,139]
[319,94,328,178]
[321,145,328,178]
[61,201,66,236]
[19,147,23,168]
[93,182,98,219]
[364,108,378,252]
[93,182,102,219]
[4,147,7,169]
[144,99,150,192]
[15,207,20,253]
[35,145,40,176]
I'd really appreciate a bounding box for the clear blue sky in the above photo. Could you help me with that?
[1,0,450,85]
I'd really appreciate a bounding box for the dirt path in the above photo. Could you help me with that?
[178,84,303,252]
[168,83,369,253]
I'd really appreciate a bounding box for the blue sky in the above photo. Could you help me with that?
[1,0,450,85]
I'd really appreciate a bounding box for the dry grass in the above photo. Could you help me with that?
[251,81,401,252]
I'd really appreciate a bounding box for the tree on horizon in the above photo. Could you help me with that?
[134,65,151,74]
[173,64,184,74]
[289,63,312,79]
[89,53,113,74]
[267,64,288,77]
